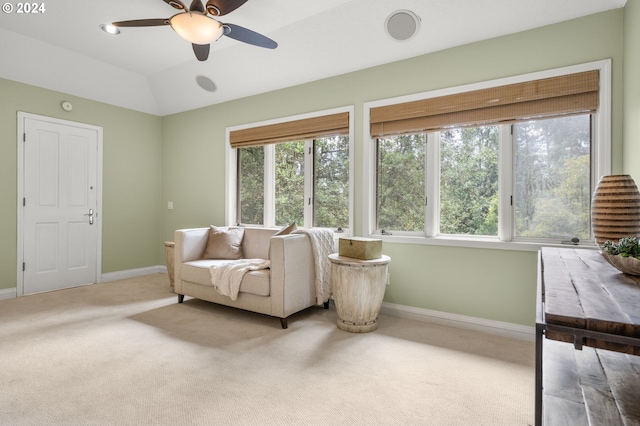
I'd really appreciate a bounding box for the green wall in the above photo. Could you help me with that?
[0,80,163,290]
[0,8,630,329]
[162,9,625,327]
[625,0,640,181]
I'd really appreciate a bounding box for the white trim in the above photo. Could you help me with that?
[380,302,535,342]
[101,266,166,283]
[17,112,104,296]
[1,268,167,297]
[303,140,314,229]
[594,59,612,181]
[425,132,439,236]
[225,105,355,230]
[225,126,237,226]
[498,125,514,241]
[362,59,612,251]
[264,145,275,226]
[347,109,355,234]
[0,287,17,300]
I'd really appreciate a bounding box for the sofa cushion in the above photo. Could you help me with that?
[242,228,278,259]
[202,226,244,260]
[182,260,270,297]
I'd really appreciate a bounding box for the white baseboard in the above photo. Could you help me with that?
[380,302,535,342]
[101,265,166,282]
[0,266,168,299]
[0,287,17,300]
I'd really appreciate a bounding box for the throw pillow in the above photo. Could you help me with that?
[202,226,244,259]
[274,222,297,236]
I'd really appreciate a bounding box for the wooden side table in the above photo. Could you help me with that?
[164,241,175,293]
[329,253,391,333]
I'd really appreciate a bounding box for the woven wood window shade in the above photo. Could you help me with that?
[230,112,349,149]
[370,70,599,137]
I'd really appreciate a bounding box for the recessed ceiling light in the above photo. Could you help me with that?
[196,75,216,92]
[99,24,120,35]
[385,10,420,41]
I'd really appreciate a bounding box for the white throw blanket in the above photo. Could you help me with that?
[292,228,334,304]
[209,259,270,301]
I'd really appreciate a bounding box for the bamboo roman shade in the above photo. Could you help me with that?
[230,112,349,149]
[370,70,599,137]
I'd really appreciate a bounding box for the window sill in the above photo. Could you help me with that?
[368,234,600,253]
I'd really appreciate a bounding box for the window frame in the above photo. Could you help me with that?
[363,60,611,251]
[226,106,355,233]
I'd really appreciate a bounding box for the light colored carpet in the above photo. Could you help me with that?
[0,274,534,425]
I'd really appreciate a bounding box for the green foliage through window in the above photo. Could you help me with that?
[440,126,499,236]
[237,135,349,229]
[238,146,264,225]
[514,115,591,240]
[376,134,425,232]
[314,136,349,228]
[374,114,592,241]
[275,141,305,226]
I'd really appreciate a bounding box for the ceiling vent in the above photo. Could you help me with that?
[195,75,216,92]
[385,10,420,41]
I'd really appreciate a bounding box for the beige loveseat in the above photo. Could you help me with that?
[174,226,327,328]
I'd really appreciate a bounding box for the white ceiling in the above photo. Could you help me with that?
[0,0,627,116]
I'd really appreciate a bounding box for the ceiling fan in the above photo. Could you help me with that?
[112,0,277,61]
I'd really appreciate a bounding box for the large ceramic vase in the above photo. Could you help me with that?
[591,175,640,247]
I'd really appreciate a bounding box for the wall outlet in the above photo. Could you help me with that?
[168,201,174,210]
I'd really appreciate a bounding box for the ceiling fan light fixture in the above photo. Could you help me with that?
[99,24,120,35]
[170,12,223,45]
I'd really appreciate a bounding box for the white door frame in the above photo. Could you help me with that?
[16,112,103,296]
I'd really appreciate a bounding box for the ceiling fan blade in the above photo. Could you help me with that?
[162,0,187,11]
[189,0,206,13]
[206,0,248,16]
[112,18,170,27]
[192,43,210,61]
[222,23,277,49]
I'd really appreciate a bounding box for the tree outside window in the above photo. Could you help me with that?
[440,126,499,236]
[376,134,425,232]
[314,136,349,229]
[237,136,349,230]
[514,115,591,240]
[375,114,592,242]
[238,146,264,225]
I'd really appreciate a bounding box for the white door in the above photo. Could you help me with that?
[21,116,101,295]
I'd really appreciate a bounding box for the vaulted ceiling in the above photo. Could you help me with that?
[0,0,627,116]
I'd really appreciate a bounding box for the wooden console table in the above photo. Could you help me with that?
[536,247,640,426]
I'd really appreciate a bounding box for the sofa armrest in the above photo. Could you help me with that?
[174,228,209,294]
[175,228,209,262]
[269,234,316,317]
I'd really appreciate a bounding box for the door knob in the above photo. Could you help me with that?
[84,208,94,225]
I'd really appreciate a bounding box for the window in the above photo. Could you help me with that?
[227,108,353,231]
[376,117,589,241]
[364,61,611,249]
[439,126,499,236]
[275,141,305,226]
[237,146,264,224]
[513,115,591,240]
[376,134,425,232]
[314,136,350,229]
